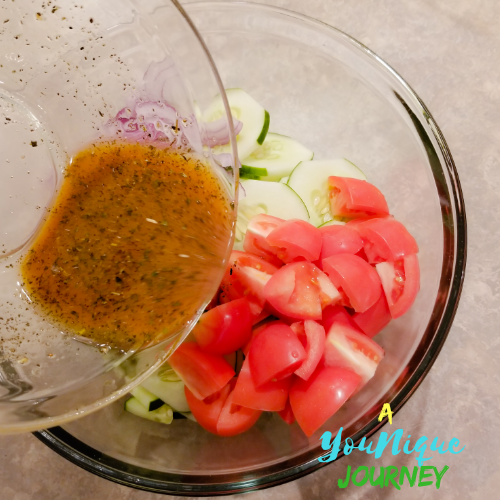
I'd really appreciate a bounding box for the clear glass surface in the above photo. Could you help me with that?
[34,1,466,495]
[0,0,238,433]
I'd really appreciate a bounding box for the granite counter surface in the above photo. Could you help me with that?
[1,0,498,498]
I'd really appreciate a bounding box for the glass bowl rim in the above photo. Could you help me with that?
[33,1,467,496]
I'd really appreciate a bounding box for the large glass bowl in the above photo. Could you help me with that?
[34,1,466,495]
[0,0,238,433]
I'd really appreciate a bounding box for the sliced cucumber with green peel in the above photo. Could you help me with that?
[125,397,174,424]
[139,365,190,413]
[204,88,270,160]
[241,133,313,182]
[240,165,268,179]
[287,159,366,227]
[235,179,309,248]
[131,386,163,412]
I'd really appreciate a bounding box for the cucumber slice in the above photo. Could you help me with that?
[240,165,268,179]
[140,366,190,413]
[171,411,197,422]
[235,179,309,247]
[124,397,174,424]
[287,159,366,227]
[318,220,346,228]
[181,412,197,422]
[131,386,163,412]
[204,88,270,160]
[241,133,313,182]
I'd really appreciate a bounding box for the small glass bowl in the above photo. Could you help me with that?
[34,1,466,495]
[0,0,238,433]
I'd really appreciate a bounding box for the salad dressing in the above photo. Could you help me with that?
[21,142,232,351]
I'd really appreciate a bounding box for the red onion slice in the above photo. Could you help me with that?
[202,117,243,147]
[116,106,136,123]
[104,57,242,155]
[213,152,234,169]
[135,101,177,124]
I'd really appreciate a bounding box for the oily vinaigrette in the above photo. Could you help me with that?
[21,142,233,351]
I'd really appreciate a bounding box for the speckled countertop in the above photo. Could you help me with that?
[1,0,498,498]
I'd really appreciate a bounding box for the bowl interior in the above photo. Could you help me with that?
[36,1,465,493]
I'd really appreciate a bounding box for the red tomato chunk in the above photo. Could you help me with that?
[322,253,382,313]
[278,398,296,425]
[317,225,363,264]
[292,320,326,381]
[376,254,420,318]
[352,291,392,337]
[193,298,252,355]
[265,261,340,320]
[243,319,285,356]
[290,366,361,437]
[216,381,262,437]
[350,217,419,264]
[328,177,389,219]
[221,250,279,317]
[232,357,291,411]
[323,322,385,387]
[248,323,306,387]
[321,304,362,334]
[184,384,231,434]
[243,214,285,267]
[265,219,322,263]
[168,342,235,400]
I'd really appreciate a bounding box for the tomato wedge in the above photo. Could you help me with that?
[321,304,362,334]
[376,254,420,318]
[238,267,274,305]
[221,251,279,316]
[323,322,384,386]
[322,253,381,313]
[289,366,361,436]
[352,290,391,337]
[232,357,291,411]
[292,320,326,381]
[265,219,322,263]
[264,303,300,325]
[250,309,272,326]
[317,225,363,264]
[278,398,296,425]
[193,298,252,355]
[168,342,235,400]
[184,384,231,434]
[350,217,419,264]
[328,176,389,219]
[216,381,262,437]
[264,261,340,320]
[290,320,306,339]
[243,319,285,356]
[243,214,285,267]
[225,250,281,275]
[248,323,306,387]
